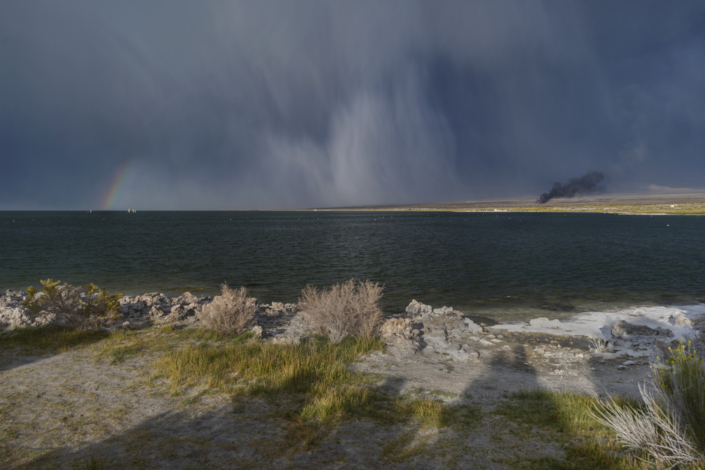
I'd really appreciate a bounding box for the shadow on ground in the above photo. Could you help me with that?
[14,349,563,469]
[5,338,633,469]
[0,327,109,372]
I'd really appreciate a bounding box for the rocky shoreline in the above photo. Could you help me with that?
[2,288,704,398]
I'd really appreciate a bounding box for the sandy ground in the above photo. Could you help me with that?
[0,325,657,469]
[0,343,573,470]
[3,294,703,468]
[353,341,652,401]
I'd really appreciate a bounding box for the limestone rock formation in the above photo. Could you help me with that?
[611,320,674,339]
[380,318,419,356]
[399,300,506,361]
[405,300,432,315]
[529,317,562,329]
[0,290,54,330]
[670,313,693,327]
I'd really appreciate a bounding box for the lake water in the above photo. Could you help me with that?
[1,211,703,321]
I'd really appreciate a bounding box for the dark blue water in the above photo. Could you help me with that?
[1,211,703,321]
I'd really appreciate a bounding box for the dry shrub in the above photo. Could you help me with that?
[299,279,383,343]
[198,284,257,334]
[592,340,705,467]
[23,279,121,331]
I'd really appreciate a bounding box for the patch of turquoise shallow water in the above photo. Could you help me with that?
[0,211,703,322]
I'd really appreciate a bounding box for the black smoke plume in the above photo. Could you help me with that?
[536,171,605,204]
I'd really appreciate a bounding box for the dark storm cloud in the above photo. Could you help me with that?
[1,0,704,209]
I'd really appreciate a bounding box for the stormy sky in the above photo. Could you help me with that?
[1,1,704,210]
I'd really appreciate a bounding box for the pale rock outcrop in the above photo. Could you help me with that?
[462,319,483,334]
[611,320,674,339]
[250,325,263,338]
[261,302,296,316]
[0,290,55,330]
[161,304,198,324]
[447,344,479,362]
[405,300,432,315]
[121,293,172,318]
[433,306,454,315]
[400,300,500,361]
[380,318,419,357]
[0,305,35,329]
[423,324,450,350]
[149,305,169,322]
[117,292,212,326]
[529,317,562,329]
[669,313,693,328]
[266,309,312,345]
[406,301,464,323]
[174,292,198,306]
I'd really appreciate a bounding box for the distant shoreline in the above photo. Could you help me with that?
[307,208,691,216]
[306,191,705,215]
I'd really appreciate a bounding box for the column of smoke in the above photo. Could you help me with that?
[536,171,605,204]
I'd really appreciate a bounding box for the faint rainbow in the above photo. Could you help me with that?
[101,160,134,210]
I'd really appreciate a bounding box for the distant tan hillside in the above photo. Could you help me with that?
[313,191,705,215]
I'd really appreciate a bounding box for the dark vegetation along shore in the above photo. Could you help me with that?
[1,280,705,469]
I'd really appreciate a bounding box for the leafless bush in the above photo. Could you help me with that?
[589,338,609,353]
[198,284,257,335]
[23,279,121,331]
[591,342,705,467]
[592,385,700,468]
[299,279,383,343]
[591,387,664,455]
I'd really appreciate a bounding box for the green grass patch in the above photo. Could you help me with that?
[171,326,254,344]
[0,326,109,354]
[95,326,255,365]
[96,329,171,365]
[155,335,382,398]
[155,334,482,434]
[497,389,606,432]
[405,398,479,428]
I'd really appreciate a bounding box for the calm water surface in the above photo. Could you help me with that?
[1,211,703,321]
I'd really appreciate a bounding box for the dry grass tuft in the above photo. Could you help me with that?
[589,338,610,354]
[197,284,257,335]
[299,279,383,343]
[592,341,705,468]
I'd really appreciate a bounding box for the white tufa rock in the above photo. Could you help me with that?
[251,325,263,339]
[380,318,420,357]
[529,317,562,328]
[669,313,692,328]
[405,300,432,315]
